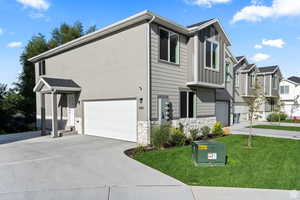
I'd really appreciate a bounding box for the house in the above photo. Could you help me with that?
[29,10,234,145]
[233,59,282,122]
[256,66,282,120]
[280,76,300,118]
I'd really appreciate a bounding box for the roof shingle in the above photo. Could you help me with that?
[288,76,300,84]
[187,19,215,28]
[43,77,80,88]
[258,66,278,73]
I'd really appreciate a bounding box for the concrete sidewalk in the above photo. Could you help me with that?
[231,122,300,140]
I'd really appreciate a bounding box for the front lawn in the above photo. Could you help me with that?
[134,135,300,190]
[251,125,300,132]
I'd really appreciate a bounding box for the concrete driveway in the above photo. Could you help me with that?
[0,134,195,200]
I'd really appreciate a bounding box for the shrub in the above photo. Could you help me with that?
[200,126,211,139]
[151,123,171,149]
[134,146,147,155]
[190,128,199,141]
[211,122,224,137]
[169,127,186,146]
[267,112,288,122]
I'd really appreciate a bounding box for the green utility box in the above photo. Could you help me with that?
[192,141,226,166]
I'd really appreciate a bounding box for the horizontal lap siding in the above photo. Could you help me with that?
[150,24,188,120]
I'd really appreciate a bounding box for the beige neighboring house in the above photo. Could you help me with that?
[29,10,236,145]
[233,58,282,122]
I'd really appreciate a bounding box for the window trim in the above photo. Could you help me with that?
[235,72,239,88]
[250,74,256,89]
[280,85,289,94]
[204,39,220,72]
[158,27,180,65]
[39,60,46,76]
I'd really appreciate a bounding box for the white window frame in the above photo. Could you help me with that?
[235,72,239,88]
[204,39,220,72]
[159,27,180,64]
[273,74,278,89]
[280,85,289,94]
[250,74,256,89]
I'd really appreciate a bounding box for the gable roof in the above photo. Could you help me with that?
[236,56,244,61]
[187,19,215,28]
[28,10,232,63]
[33,77,81,93]
[288,76,300,84]
[258,66,278,73]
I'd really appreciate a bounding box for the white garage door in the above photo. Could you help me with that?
[84,99,137,142]
[216,101,229,126]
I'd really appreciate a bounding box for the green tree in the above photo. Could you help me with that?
[244,82,265,148]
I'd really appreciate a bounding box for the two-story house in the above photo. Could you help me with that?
[29,10,234,145]
[280,76,300,118]
[256,66,282,120]
[233,58,282,122]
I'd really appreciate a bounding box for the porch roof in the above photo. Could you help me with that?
[33,77,81,93]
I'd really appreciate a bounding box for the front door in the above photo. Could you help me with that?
[67,94,76,127]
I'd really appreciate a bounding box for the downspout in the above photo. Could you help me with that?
[147,16,155,143]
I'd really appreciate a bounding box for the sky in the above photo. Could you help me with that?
[0,0,300,87]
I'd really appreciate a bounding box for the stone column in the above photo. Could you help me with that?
[51,92,58,138]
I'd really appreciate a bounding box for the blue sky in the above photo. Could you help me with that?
[0,0,300,87]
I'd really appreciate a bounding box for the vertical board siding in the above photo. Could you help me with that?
[196,88,216,116]
[198,26,224,85]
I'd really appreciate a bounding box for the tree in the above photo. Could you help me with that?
[274,97,285,126]
[291,95,300,119]
[244,82,265,148]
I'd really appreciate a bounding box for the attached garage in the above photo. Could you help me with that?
[216,101,230,127]
[83,99,137,142]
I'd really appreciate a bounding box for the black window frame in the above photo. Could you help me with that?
[180,91,195,118]
[39,60,46,76]
[159,27,180,64]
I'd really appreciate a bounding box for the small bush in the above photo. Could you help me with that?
[190,128,199,141]
[151,123,171,149]
[211,122,224,137]
[201,126,211,139]
[134,146,147,155]
[267,112,288,122]
[169,127,186,146]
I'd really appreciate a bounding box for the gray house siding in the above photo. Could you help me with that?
[150,23,216,120]
[35,22,149,131]
[198,26,225,85]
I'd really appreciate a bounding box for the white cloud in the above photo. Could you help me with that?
[251,53,270,62]
[7,42,22,48]
[254,44,263,49]
[262,39,285,48]
[16,0,50,10]
[184,0,231,8]
[231,0,300,23]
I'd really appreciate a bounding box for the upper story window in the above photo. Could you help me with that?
[272,74,277,89]
[235,72,239,88]
[205,40,219,70]
[159,28,179,64]
[280,85,289,94]
[250,74,256,88]
[38,60,46,76]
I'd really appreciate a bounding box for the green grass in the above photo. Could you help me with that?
[281,120,300,123]
[251,125,300,132]
[134,135,300,190]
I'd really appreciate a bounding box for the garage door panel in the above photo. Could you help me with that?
[216,101,229,127]
[84,100,137,142]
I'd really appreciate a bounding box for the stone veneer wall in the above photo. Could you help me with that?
[137,121,151,146]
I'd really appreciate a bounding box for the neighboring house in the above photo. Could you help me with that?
[280,76,300,118]
[256,66,282,120]
[233,59,282,122]
[29,10,236,145]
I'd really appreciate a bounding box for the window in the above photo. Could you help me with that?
[280,85,289,94]
[205,40,219,70]
[272,74,277,89]
[250,74,256,88]
[159,28,179,64]
[235,73,239,88]
[180,91,195,118]
[39,60,46,76]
